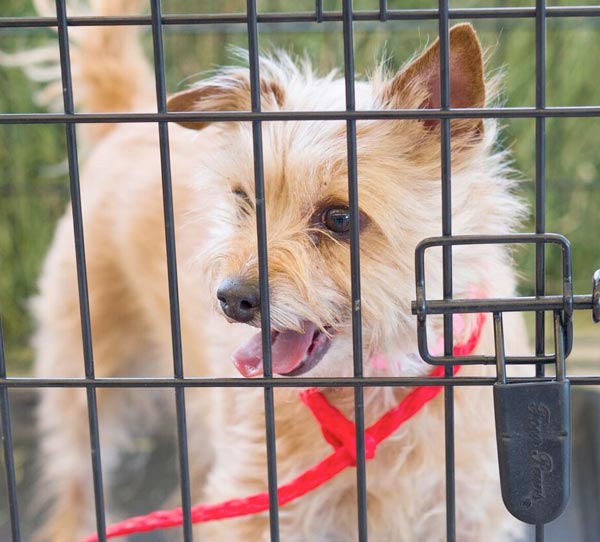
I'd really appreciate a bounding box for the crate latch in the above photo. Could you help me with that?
[493,311,571,525]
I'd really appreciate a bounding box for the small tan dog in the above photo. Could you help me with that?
[20,0,529,540]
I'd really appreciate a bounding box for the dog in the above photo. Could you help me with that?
[14,0,530,540]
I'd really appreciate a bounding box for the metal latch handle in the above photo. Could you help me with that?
[493,312,571,525]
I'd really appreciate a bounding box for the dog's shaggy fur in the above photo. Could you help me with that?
[17,1,530,540]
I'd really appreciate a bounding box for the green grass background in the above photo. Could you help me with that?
[1,0,599,372]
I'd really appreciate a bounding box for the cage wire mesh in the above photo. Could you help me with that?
[1,1,600,542]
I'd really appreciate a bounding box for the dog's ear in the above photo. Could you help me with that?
[380,23,485,137]
[167,70,285,130]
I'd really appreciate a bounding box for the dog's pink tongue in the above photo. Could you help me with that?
[232,324,317,378]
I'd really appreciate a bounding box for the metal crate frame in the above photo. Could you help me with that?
[1,1,600,542]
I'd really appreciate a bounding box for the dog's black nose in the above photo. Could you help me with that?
[216,278,260,323]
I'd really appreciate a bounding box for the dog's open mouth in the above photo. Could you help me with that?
[232,322,333,378]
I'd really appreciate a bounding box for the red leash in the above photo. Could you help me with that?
[82,312,485,542]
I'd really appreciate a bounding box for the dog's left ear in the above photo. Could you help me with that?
[167,69,284,130]
[380,23,485,137]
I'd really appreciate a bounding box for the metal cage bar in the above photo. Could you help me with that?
[245,0,282,539]
[4,6,600,29]
[437,1,457,538]
[341,1,369,540]
[6,106,600,125]
[4,373,600,389]
[534,2,547,540]
[53,1,108,539]
[0,319,20,542]
[315,0,323,23]
[379,0,389,22]
[148,0,195,539]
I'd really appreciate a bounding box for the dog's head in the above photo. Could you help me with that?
[169,24,521,377]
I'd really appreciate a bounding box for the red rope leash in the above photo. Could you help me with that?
[82,312,485,542]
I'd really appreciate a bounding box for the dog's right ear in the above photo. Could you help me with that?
[167,70,284,130]
[378,23,485,138]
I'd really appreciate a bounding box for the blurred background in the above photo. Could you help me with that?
[0,0,599,540]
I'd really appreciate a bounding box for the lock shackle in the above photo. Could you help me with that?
[494,310,568,383]
[493,312,507,385]
[554,311,567,381]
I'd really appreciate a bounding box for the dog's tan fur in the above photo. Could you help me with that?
[17,1,530,540]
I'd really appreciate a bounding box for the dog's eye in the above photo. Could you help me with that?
[323,206,351,235]
[310,204,369,244]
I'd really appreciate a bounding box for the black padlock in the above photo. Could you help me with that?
[493,312,571,525]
